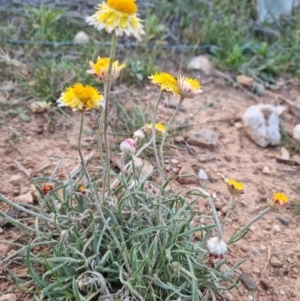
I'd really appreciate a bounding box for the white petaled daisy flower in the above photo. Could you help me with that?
[120,138,137,156]
[86,0,145,41]
[207,237,227,259]
[177,75,203,99]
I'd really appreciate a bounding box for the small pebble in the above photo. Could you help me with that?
[260,245,267,251]
[0,227,3,233]
[260,278,272,290]
[270,256,282,267]
[262,166,271,174]
[251,247,259,255]
[170,158,179,165]
[198,169,209,180]
[240,274,256,290]
[224,155,232,162]
[273,225,281,232]
[9,174,23,184]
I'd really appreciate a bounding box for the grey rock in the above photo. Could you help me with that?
[178,166,197,184]
[187,55,213,74]
[187,129,218,149]
[270,256,282,267]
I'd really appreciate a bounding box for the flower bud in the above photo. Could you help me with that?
[133,157,144,171]
[120,138,136,156]
[133,129,145,141]
[42,183,54,195]
[268,192,289,210]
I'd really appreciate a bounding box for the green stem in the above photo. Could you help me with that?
[102,33,118,197]
[222,195,233,228]
[120,153,128,189]
[78,112,97,201]
[97,106,105,167]
[227,207,270,245]
[151,90,164,176]
[159,96,185,184]
[207,196,223,242]
[78,113,107,224]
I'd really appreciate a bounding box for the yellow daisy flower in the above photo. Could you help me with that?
[86,0,145,41]
[142,123,166,136]
[57,83,104,111]
[177,75,203,99]
[224,178,244,195]
[87,57,126,82]
[149,72,179,95]
[269,192,289,208]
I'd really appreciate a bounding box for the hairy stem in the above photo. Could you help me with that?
[102,33,118,197]
[207,196,223,242]
[159,96,184,184]
[228,207,271,245]
[222,195,233,228]
[151,90,164,177]
[78,112,97,200]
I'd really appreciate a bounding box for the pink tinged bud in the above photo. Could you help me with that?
[120,138,137,155]
[207,237,227,259]
[133,157,144,170]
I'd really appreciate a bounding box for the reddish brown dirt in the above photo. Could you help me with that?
[0,76,300,300]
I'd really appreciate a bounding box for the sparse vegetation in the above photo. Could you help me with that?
[0,0,298,300]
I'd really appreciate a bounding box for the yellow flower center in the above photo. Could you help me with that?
[107,0,137,14]
[273,192,288,206]
[184,77,202,90]
[224,178,244,195]
[91,57,110,73]
[72,83,97,103]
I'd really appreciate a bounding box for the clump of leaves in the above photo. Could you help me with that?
[28,57,90,103]
[0,166,241,300]
[6,106,30,122]
[25,5,63,41]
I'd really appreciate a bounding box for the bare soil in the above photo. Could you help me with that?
[0,76,300,300]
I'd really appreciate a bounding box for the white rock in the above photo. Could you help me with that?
[0,294,17,301]
[73,31,90,44]
[280,147,290,159]
[187,55,213,74]
[293,124,300,140]
[0,227,3,233]
[198,169,209,180]
[243,104,281,147]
